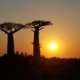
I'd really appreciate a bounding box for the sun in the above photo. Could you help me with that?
[49,43,57,50]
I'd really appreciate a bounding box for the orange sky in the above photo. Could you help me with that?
[0,0,80,58]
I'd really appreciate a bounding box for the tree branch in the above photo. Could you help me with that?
[31,29,35,32]
[31,42,34,44]
[0,28,8,34]
[39,27,45,30]
[12,27,22,33]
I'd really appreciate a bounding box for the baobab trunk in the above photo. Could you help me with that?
[33,28,40,63]
[7,33,14,55]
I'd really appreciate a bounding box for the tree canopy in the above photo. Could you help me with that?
[25,20,53,29]
[0,22,24,34]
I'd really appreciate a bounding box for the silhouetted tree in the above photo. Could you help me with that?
[25,52,27,57]
[26,20,53,63]
[15,51,19,55]
[0,22,24,55]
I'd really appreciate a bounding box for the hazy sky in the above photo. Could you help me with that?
[0,0,80,58]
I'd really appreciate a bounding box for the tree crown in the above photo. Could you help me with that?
[0,22,24,34]
[25,20,53,29]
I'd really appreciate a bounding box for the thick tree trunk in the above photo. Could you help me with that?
[33,28,40,63]
[7,33,14,55]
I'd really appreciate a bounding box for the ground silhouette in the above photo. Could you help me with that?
[0,54,80,80]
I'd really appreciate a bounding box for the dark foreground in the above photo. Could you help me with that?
[0,54,80,80]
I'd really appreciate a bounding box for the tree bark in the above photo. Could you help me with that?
[7,33,14,55]
[33,28,40,63]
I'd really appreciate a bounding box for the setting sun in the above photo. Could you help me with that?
[49,43,57,50]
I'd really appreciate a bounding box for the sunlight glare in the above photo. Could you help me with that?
[49,43,57,50]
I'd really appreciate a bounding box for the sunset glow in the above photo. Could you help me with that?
[49,43,57,50]
[0,0,80,58]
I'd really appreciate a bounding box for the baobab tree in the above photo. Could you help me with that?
[0,22,24,55]
[26,20,53,62]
